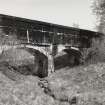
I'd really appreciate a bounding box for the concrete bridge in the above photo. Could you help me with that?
[23,43,81,77]
[0,42,82,78]
[0,14,102,77]
[17,43,81,77]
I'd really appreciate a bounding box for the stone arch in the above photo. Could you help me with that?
[22,47,48,78]
[63,48,82,66]
[54,46,82,70]
[54,45,82,69]
[22,44,54,78]
[0,44,54,78]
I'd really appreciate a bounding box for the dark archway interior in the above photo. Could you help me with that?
[33,51,48,78]
[64,49,82,65]
[54,49,82,70]
[24,48,48,78]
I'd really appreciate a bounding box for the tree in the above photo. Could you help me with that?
[72,23,79,28]
[92,0,105,33]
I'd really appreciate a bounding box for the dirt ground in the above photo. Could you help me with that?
[0,47,105,105]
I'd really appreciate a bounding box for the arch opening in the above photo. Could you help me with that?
[24,48,49,78]
[54,48,82,70]
[63,49,82,66]
[34,50,48,78]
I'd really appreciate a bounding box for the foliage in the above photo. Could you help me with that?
[80,35,105,65]
[92,0,105,33]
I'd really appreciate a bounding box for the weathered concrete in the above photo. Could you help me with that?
[24,44,55,77]
[0,44,83,77]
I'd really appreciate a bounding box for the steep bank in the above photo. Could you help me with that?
[0,60,105,105]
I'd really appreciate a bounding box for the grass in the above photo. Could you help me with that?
[0,32,105,105]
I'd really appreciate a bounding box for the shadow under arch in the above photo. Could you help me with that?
[54,48,82,70]
[23,47,48,78]
[64,48,82,65]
